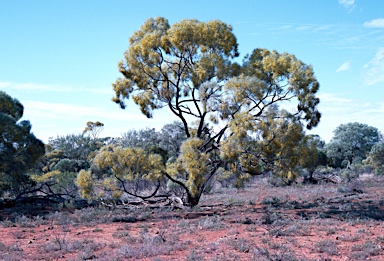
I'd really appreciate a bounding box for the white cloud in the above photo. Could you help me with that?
[23,100,144,121]
[0,81,111,95]
[21,100,178,142]
[314,25,333,32]
[0,82,74,92]
[279,25,293,30]
[363,18,384,28]
[309,92,384,142]
[296,26,311,31]
[317,93,353,104]
[363,48,384,86]
[336,61,351,72]
[338,0,355,8]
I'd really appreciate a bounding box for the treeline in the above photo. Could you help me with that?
[1,89,383,208]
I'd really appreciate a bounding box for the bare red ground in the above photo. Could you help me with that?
[1,177,383,260]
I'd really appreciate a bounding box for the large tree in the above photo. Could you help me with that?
[0,91,45,196]
[326,122,381,168]
[111,17,321,207]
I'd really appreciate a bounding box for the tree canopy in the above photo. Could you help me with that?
[0,91,45,196]
[110,17,321,206]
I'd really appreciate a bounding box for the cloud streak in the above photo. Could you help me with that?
[248,22,381,53]
[363,48,384,86]
[338,0,355,9]
[336,61,351,72]
[363,18,384,28]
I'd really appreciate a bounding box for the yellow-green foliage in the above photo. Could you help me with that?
[32,170,78,198]
[166,138,210,197]
[32,170,62,183]
[223,48,320,130]
[221,108,316,183]
[112,17,238,119]
[76,170,93,199]
[93,145,163,181]
[257,110,311,181]
[365,142,384,175]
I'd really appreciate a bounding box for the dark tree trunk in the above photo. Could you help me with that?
[186,191,201,208]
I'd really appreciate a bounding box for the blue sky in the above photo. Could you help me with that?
[1,0,383,142]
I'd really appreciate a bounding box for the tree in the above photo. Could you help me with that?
[0,91,45,196]
[118,123,187,162]
[221,108,319,186]
[118,128,160,151]
[300,134,327,183]
[325,122,381,168]
[117,128,169,165]
[83,121,104,139]
[47,134,106,169]
[365,142,384,175]
[111,17,321,207]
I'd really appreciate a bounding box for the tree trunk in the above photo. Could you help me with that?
[186,191,201,208]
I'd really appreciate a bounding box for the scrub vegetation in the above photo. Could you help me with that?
[1,17,384,260]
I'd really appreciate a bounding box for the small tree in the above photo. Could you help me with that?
[365,142,384,175]
[111,17,321,207]
[76,145,165,200]
[83,121,104,139]
[301,134,327,183]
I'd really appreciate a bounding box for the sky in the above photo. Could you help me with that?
[1,0,383,143]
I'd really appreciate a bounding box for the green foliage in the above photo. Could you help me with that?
[0,91,45,196]
[32,170,78,199]
[158,121,188,160]
[112,17,321,206]
[326,122,381,168]
[119,128,159,150]
[300,134,327,183]
[36,134,107,175]
[48,134,105,163]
